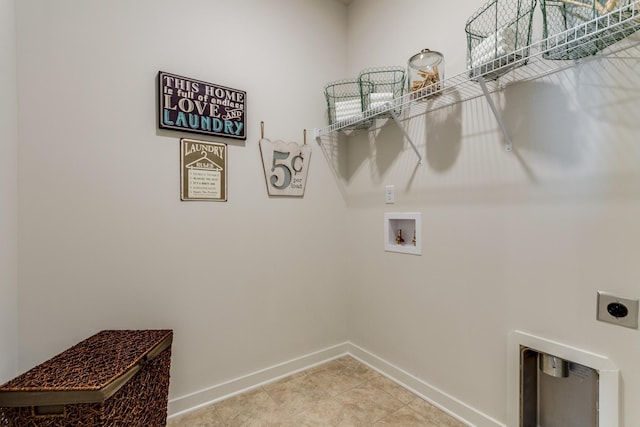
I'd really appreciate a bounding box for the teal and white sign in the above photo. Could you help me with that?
[159,71,246,140]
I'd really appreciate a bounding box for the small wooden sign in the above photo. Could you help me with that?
[180,139,227,201]
[259,138,311,197]
[159,71,246,140]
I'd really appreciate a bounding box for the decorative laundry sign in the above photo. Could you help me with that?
[159,71,246,140]
[180,139,227,201]
[259,138,311,197]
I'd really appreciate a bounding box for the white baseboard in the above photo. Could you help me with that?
[168,341,505,427]
[348,343,505,427]
[167,342,350,418]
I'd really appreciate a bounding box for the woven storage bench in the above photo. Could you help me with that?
[465,0,537,80]
[0,329,173,427]
[541,0,640,59]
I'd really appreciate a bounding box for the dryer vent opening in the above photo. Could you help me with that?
[521,347,598,427]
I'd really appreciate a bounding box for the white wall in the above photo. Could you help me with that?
[341,0,640,425]
[13,0,640,425]
[0,0,19,384]
[15,0,350,403]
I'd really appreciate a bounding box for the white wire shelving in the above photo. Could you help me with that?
[314,4,640,160]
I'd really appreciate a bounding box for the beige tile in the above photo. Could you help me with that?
[166,405,224,427]
[334,408,388,426]
[334,355,359,366]
[228,410,299,427]
[374,405,439,426]
[408,398,469,427]
[322,356,379,382]
[213,387,279,424]
[328,399,383,426]
[338,384,405,414]
[290,399,350,426]
[300,367,364,397]
[263,374,309,398]
[263,375,332,416]
[168,358,468,426]
[338,359,379,382]
[366,373,419,404]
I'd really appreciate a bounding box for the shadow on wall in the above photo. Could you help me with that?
[367,90,464,179]
[502,79,582,168]
[371,119,405,181]
[574,51,640,128]
[316,131,350,198]
[346,92,465,185]
[424,90,463,173]
[323,119,406,186]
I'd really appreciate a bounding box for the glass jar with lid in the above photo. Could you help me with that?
[407,49,444,100]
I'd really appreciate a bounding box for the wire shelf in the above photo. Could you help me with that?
[315,3,640,138]
[542,0,640,59]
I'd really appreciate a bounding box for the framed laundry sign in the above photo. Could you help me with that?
[159,71,246,140]
[180,139,227,201]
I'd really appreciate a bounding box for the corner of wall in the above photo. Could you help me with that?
[0,0,19,384]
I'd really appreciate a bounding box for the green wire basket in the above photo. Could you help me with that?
[324,78,374,130]
[465,0,537,80]
[358,66,406,117]
[541,0,640,60]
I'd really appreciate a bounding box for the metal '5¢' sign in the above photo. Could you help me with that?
[259,137,311,197]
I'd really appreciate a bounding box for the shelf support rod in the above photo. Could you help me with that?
[389,108,424,165]
[476,75,513,152]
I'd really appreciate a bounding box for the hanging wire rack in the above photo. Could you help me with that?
[315,3,640,138]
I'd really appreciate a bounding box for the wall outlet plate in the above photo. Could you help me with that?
[597,291,639,329]
[385,185,395,204]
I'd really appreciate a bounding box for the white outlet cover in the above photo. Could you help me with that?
[385,185,395,204]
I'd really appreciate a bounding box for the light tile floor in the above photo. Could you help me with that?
[167,356,468,426]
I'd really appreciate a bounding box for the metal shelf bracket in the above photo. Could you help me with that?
[476,75,513,152]
[389,107,424,166]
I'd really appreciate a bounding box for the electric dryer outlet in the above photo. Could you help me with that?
[597,291,639,329]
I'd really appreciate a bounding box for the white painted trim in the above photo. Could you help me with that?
[168,341,506,427]
[167,342,350,418]
[348,343,505,427]
[507,330,619,427]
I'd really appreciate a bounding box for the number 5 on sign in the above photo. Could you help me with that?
[259,138,311,197]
